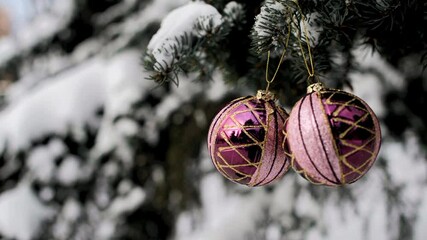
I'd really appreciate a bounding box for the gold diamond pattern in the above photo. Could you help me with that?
[323,90,379,184]
[214,99,268,184]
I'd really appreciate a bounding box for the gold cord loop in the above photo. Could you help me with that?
[294,0,316,83]
[263,1,317,93]
[265,22,292,92]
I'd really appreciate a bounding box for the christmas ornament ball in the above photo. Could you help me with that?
[208,91,290,187]
[286,83,381,186]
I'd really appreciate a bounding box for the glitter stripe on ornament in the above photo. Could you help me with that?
[309,93,342,183]
[252,102,288,186]
[259,106,290,186]
[295,95,341,185]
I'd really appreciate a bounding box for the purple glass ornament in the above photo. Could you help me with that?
[208,91,290,187]
[285,83,381,186]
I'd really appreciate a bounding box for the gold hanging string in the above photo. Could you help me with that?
[265,22,292,92]
[294,0,316,82]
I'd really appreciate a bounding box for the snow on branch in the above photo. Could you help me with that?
[144,1,224,85]
[252,0,293,54]
[0,182,54,240]
[222,1,246,27]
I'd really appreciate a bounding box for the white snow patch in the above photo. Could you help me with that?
[321,196,364,240]
[104,50,151,116]
[27,139,66,182]
[48,139,67,156]
[315,167,389,240]
[346,46,406,119]
[27,148,55,182]
[269,175,296,221]
[117,180,133,195]
[62,198,81,222]
[39,187,54,202]
[254,0,286,37]
[382,135,426,187]
[415,187,427,240]
[52,198,82,240]
[95,220,116,240]
[223,1,244,25]
[93,50,153,162]
[148,1,222,71]
[175,171,268,240]
[116,118,139,137]
[295,189,320,219]
[0,182,54,240]
[353,46,405,89]
[206,72,229,101]
[0,59,107,153]
[56,155,81,186]
[0,0,74,66]
[265,224,281,240]
[155,75,202,125]
[104,0,189,53]
[108,187,146,217]
[348,72,385,118]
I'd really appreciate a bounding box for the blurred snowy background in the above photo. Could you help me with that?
[0,0,426,240]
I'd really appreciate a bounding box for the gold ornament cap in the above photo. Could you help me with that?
[307,82,325,93]
[256,90,276,101]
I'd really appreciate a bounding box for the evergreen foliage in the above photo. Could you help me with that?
[144,0,427,102]
[0,0,426,239]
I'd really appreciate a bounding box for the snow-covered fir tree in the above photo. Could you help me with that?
[0,0,426,239]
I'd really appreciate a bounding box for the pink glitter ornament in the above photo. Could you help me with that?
[285,83,381,186]
[208,91,291,187]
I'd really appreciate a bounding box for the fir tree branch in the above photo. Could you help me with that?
[143,2,244,86]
